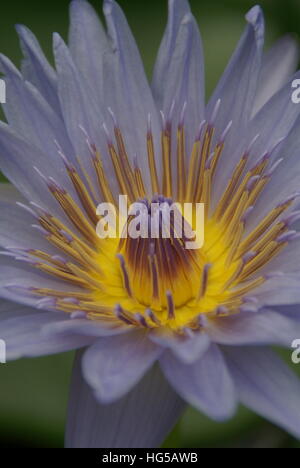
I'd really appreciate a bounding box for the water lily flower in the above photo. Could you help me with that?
[1,0,300,448]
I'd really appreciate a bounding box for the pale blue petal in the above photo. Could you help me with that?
[160,343,237,421]
[249,71,300,157]
[53,33,116,198]
[152,0,205,155]
[0,54,75,165]
[208,6,264,206]
[43,317,131,338]
[69,0,108,107]
[0,298,34,321]
[245,109,300,231]
[258,237,300,277]
[207,309,300,347]
[224,346,300,438]
[16,25,60,113]
[102,0,161,190]
[253,35,299,115]
[0,198,57,253]
[0,121,76,214]
[253,275,300,306]
[207,6,264,124]
[0,256,81,306]
[0,302,93,360]
[272,304,300,322]
[66,352,185,448]
[82,330,162,403]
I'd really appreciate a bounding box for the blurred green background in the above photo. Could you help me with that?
[1,0,300,448]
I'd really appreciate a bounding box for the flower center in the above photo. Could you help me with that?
[11,105,298,331]
[118,196,204,310]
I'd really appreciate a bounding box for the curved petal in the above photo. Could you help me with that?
[0,195,58,253]
[53,32,115,198]
[253,275,300,306]
[160,343,237,421]
[82,330,162,403]
[213,67,300,231]
[0,54,75,165]
[272,304,300,322]
[43,317,131,338]
[208,6,264,206]
[248,70,300,159]
[16,24,60,113]
[66,351,185,448]
[150,328,210,364]
[152,0,205,155]
[0,300,93,360]
[224,346,300,439]
[253,35,299,115]
[0,121,77,215]
[69,0,108,107]
[0,297,34,321]
[245,109,300,231]
[207,6,264,124]
[0,256,82,307]
[207,309,300,347]
[257,236,300,278]
[102,0,161,190]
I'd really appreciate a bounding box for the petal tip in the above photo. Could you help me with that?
[52,32,64,51]
[103,0,114,16]
[245,5,264,47]
[245,5,264,28]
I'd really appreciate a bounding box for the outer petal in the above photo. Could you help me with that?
[0,297,33,321]
[258,236,300,278]
[253,35,299,115]
[53,33,116,198]
[208,6,264,206]
[214,67,300,227]
[0,182,65,257]
[43,317,131,338]
[66,351,185,448]
[152,0,205,155]
[0,300,94,360]
[16,25,60,113]
[224,346,300,438]
[0,198,57,252]
[252,275,300,307]
[207,309,300,347]
[160,343,237,421]
[0,54,75,165]
[0,257,82,307]
[245,109,300,231]
[248,71,300,159]
[207,6,264,125]
[0,196,84,308]
[102,0,161,191]
[272,304,300,322]
[0,121,77,215]
[82,331,162,403]
[69,0,108,107]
